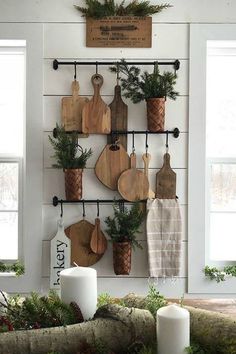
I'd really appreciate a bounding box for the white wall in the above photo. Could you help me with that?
[1,0,236,297]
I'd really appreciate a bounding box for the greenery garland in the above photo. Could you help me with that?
[0,261,24,276]
[204,265,236,283]
[74,0,171,19]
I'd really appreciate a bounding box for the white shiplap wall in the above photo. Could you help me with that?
[1,0,236,297]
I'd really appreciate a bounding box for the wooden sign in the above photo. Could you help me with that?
[50,219,71,289]
[86,16,152,48]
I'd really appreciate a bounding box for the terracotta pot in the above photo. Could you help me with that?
[113,241,132,275]
[64,168,83,201]
[146,97,165,132]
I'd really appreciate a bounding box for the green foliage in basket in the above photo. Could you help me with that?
[74,0,171,18]
[204,265,236,283]
[49,124,92,169]
[110,59,179,103]
[104,203,144,249]
[0,261,24,276]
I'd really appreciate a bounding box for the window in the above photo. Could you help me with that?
[0,41,25,261]
[189,25,236,293]
[0,24,43,293]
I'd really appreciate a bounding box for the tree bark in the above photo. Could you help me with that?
[0,304,155,354]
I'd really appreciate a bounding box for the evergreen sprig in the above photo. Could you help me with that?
[105,203,144,249]
[74,0,171,18]
[204,265,236,283]
[49,124,92,169]
[0,261,24,276]
[145,284,167,318]
[110,59,178,103]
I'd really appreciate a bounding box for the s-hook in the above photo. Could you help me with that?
[82,200,86,218]
[97,199,100,218]
[165,131,169,153]
[116,62,120,85]
[95,61,98,76]
[74,61,77,80]
[132,131,135,153]
[60,200,63,218]
[145,131,149,156]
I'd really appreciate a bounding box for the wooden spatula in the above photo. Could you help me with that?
[118,152,149,201]
[142,153,155,199]
[156,152,176,199]
[107,84,128,150]
[82,74,111,134]
[61,80,89,131]
[95,143,130,190]
[90,218,107,255]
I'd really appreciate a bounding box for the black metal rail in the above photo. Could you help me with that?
[53,196,146,207]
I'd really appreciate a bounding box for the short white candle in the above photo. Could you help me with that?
[156,304,190,354]
[60,266,97,320]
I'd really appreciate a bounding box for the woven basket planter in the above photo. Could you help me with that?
[64,168,83,201]
[113,241,132,275]
[146,97,165,132]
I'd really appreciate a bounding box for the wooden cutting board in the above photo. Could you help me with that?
[118,152,149,201]
[90,218,107,255]
[82,74,111,134]
[156,153,176,199]
[95,143,130,190]
[61,80,89,132]
[142,153,155,199]
[107,84,128,150]
[65,219,104,266]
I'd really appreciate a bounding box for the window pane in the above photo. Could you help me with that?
[210,213,236,261]
[211,164,236,211]
[0,212,18,260]
[0,163,18,211]
[0,47,25,156]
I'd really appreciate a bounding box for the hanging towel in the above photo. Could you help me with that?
[146,198,182,278]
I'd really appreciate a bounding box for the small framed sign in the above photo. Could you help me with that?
[86,16,152,48]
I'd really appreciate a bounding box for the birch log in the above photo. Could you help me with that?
[0,305,155,354]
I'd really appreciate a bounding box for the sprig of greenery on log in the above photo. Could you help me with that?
[204,265,236,283]
[75,0,171,18]
[0,261,24,276]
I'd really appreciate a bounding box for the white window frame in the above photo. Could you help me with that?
[189,24,236,294]
[0,24,43,293]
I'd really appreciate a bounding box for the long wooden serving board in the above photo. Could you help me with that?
[156,153,176,199]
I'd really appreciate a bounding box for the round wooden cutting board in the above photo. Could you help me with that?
[65,219,106,266]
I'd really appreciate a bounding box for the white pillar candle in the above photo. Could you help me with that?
[60,266,97,320]
[156,304,190,354]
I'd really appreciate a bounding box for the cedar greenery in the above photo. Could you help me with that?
[0,261,24,276]
[74,0,171,18]
[204,265,236,283]
[0,290,78,331]
[105,203,144,249]
[49,124,92,169]
[110,59,178,103]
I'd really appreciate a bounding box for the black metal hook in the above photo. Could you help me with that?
[82,200,86,218]
[119,200,125,213]
[60,201,63,218]
[145,131,149,156]
[97,200,100,217]
[132,131,135,153]
[95,61,98,75]
[116,62,120,83]
[74,61,77,80]
[165,131,169,152]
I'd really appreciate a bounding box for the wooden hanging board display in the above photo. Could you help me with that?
[82,74,111,134]
[90,218,107,255]
[118,152,149,201]
[95,143,130,190]
[65,219,105,266]
[142,153,155,199]
[156,152,176,199]
[107,84,128,150]
[86,16,152,48]
[61,80,89,132]
[50,219,71,289]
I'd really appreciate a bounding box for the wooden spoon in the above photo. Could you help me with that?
[90,218,107,255]
[142,153,155,199]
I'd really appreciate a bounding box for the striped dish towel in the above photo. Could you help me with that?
[146,198,182,278]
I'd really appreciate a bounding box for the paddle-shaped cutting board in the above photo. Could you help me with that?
[95,143,130,190]
[156,153,176,199]
[82,74,111,134]
[142,153,155,199]
[65,219,104,267]
[62,80,89,131]
[50,219,71,289]
[107,84,128,150]
[90,218,107,255]
[118,152,149,201]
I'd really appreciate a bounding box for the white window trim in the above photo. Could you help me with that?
[189,24,236,294]
[0,24,43,293]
